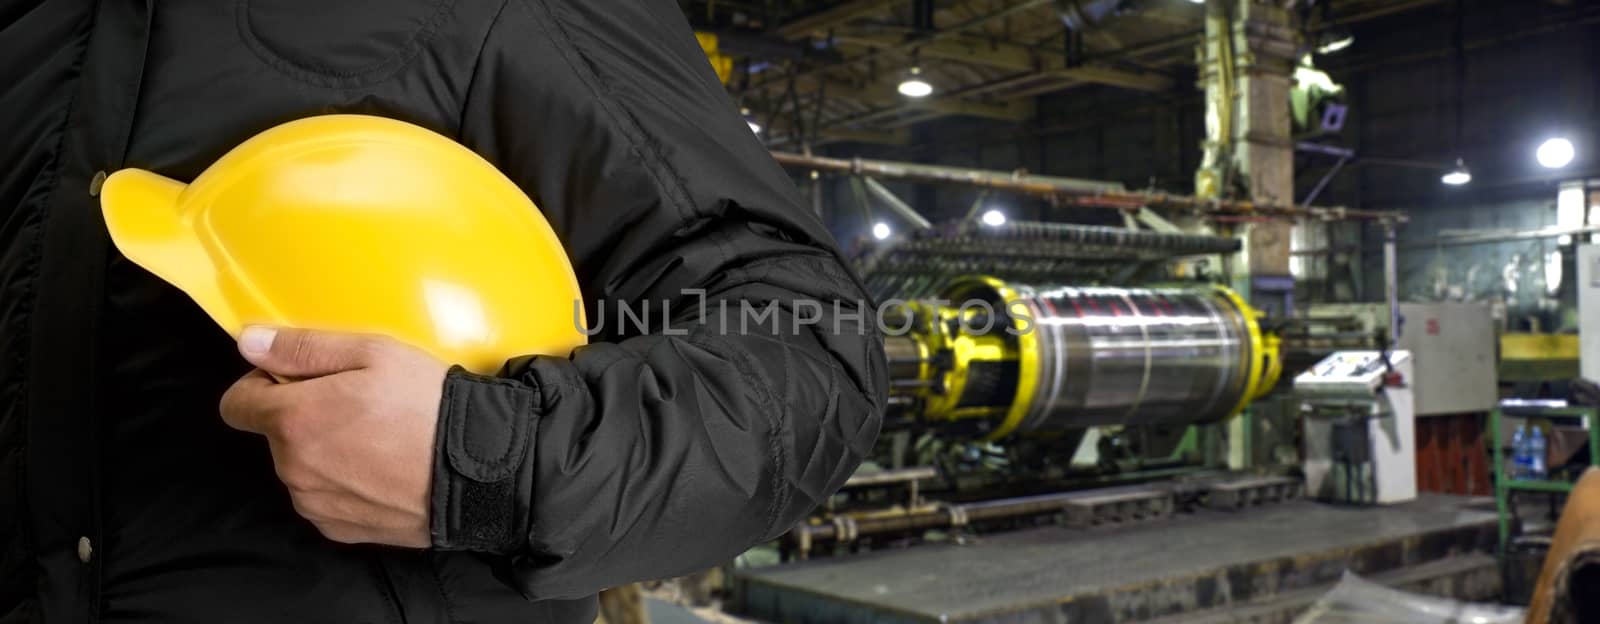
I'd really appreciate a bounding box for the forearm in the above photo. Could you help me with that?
[429,233,886,599]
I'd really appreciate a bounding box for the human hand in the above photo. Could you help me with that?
[220,326,447,548]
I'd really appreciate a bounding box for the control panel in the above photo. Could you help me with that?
[1295,350,1411,396]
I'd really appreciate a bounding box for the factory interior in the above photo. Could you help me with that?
[610,1,1600,623]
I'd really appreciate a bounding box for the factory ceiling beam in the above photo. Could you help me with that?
[734,0,1455,142]
[798,28,1200,141]
[776,0,906,40]
[918,97,1035,121]
[1126,5,1197,27]
[764,89,1030,146]
[1312,0,1449,30]
[753,74,1033,145]
[818,79,1035,121]
[739,0,1055,97]
[834,32,1173,92]
[819,128,912,145]
[751,0,1453,145]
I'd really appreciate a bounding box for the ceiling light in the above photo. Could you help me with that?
[1188,0,1203,4]
[898,67,933,98]
[1537,137,1575,169]
[1440,159,1471,186]
[981,209,1007,226]
[872,222,892,240]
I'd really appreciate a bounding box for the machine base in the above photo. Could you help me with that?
[732,495,1497,624]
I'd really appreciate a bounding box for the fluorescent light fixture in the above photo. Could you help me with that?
[981,209,1007,226]
[898,67,933,98]
[872,222,892,240]
[1315,34,1353,54]
[1537,137,1575,169]
[1440,159,1471,185]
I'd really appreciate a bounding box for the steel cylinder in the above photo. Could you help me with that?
[883,334,928,386]
[919,278,1266,435]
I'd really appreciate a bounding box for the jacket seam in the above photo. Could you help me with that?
[684,328,786,534]
[515,381,537,554]
[454,0,512,135]
[706,228,788,534]
[427,555,461,624]
[368,560,405,624]
[15,2,99,602]
[513,0,694,221]
[772,337,796,530]
[436,378,457,547]
[233,0,458,89]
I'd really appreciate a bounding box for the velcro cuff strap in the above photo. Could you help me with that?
[431,366,538,553]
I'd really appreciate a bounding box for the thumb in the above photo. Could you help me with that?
[238,326,384,378]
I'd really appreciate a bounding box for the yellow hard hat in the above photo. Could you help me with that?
[100,114,588,374]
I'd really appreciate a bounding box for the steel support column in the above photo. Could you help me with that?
[1194,0,1297,470]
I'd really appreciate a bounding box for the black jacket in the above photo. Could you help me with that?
[0,1,886,621]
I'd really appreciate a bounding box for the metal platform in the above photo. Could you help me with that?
[731,495,1498,624]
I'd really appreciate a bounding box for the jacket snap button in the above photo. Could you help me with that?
[89,171,107,197]
[76,536,92,563]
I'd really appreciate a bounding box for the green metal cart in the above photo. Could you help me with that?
[1492,404,1600,553]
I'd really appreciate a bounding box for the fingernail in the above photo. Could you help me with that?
[239,326,277,356]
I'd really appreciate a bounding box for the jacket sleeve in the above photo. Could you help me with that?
[433,0,887,600]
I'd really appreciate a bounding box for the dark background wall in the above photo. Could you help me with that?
[1332,1,1599,329]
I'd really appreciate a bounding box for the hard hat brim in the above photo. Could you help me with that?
[101,169,242,338]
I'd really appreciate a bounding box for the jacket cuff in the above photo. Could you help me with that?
[430,366,539,553]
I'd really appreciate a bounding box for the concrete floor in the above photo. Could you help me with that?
[732,495,1499,623]
[644,598,710,624]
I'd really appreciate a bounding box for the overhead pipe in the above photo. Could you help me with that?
[782,152,1123,193]
[842,466,939,488]
[769,151,1406,222]
[960,220,1241,255]
[862,177,934,230]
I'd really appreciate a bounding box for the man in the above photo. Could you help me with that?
[0,1,886,622]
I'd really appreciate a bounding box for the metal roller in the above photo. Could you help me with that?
[889,277,1281,438]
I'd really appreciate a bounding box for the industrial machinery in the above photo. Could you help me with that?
[882,278,1283,439]
[1295,350,1418,505]
[1305,302,1495,416]
[770,219,1314,560]
[755,154,1406,563]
